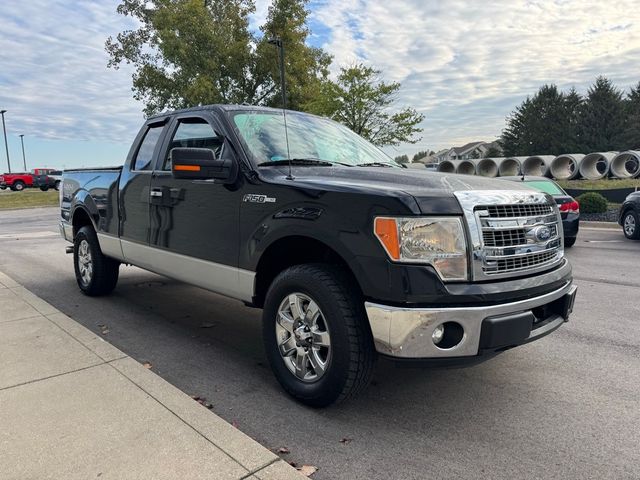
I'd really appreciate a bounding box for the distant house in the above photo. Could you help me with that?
[433,141,496,162]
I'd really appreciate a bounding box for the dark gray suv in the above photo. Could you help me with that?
[619,191,640,240]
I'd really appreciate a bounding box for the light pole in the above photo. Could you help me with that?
[267,38,287,109]
[19,134,27,171]
[0,110,10,173]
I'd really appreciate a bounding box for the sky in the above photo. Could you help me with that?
[1,0,639,170]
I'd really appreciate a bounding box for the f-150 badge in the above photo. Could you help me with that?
[243,194,276,203]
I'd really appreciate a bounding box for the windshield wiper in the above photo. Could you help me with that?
[357,162,398,168]
[259,158,352,167]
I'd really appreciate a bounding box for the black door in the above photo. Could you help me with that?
[149,114,240,267]
[119,121,166,252]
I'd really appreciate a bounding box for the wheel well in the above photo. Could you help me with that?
[253,236,361,308]
[72,208,93,237]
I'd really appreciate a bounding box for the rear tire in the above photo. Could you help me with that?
[564,237,576,248]
[262,264,376,407]
[12,181,25,192]
[622,209,640,240]
[74,226,120,296]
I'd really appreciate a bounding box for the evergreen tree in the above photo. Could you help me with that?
[501,85,582,156]
[579,76,625,151]
[622,82,640,150]
[563,87,584,152]
[394,154,409,163]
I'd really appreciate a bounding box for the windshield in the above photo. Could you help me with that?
[231,110,400,167]
[525,180,564,195]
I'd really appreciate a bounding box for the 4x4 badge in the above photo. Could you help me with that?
[243,194,276,203]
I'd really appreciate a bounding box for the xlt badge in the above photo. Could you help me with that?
[243,194,276,203]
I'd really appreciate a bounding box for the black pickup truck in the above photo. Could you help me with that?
[60,105,577,406]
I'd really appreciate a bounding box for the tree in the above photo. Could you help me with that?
[501,84,580,156]
[105,0,331,115]
[305,63,424,147]
[394,154,409,163]
[412,150,433,162]
[484,144,502,158]
[579,76,625,152]
[622,82,640,150]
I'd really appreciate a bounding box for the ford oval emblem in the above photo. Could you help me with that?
[534,225,551,242]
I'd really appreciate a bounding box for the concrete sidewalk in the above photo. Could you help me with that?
[0,270,304,480]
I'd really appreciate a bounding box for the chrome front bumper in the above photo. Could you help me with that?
[365,281,577,359]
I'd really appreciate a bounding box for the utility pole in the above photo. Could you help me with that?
[0,110,10,173]
[19,135,27,171]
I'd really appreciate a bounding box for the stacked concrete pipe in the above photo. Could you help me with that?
[549,154,584,180]
[437,160,456,173]
[456,159,476,175]
[579,152,616,180]
[523,155,555,177]
[475,158,499,177]
[610,151,640,178]
[498,157,524,176]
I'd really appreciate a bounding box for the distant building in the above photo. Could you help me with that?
[433,141,501,163]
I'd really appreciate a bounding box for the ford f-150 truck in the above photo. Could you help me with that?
[60,105,577,406]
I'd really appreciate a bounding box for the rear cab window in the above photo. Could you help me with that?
[132,125,164,171]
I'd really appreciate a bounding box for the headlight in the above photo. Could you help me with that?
[374,216,468,281]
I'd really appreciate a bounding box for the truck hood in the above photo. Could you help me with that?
[261,166,537,213]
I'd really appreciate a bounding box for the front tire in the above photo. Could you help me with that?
[263,264,376,407]
[74,226,120,296]
[40,186,49,191]
[564,237,576,248]
[622,209,640,240]
[54,181,61,191]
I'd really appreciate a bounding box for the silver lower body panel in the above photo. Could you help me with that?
[365,281,576,359]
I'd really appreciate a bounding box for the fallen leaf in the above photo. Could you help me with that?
[297,465,318,477]
[276,447,290,454]
[142,362,152,369]
[339,437,353,444]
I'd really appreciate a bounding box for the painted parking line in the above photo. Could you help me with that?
[0,231,59,239]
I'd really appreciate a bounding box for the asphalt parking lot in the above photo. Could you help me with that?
[1,207,639,480]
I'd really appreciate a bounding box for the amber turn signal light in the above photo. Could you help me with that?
[174,164,201,172]
[374,217,400,260]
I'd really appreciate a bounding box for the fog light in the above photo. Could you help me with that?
[432,324,444,345]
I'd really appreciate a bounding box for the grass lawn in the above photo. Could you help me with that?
[557,178,640,190]
[0,189,59,210]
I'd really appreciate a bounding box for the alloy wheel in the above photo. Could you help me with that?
[275,292,331,382]
[77,239,93,286]
[624,213,636,237]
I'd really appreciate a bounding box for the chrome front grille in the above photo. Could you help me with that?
[454,191,564,281]
[485,204,554,218]
[483,250,558,274]
[482,228,527,247]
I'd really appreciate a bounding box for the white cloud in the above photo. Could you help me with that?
[0,0,143,144]
[1,0,639,157]
[315,0,640,153]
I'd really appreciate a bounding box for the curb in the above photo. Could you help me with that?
[580,221,619,230]
[0,269,305,480]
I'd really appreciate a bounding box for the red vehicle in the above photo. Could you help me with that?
[0,173,34,191]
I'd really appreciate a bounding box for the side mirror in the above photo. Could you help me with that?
[171,147,236,183]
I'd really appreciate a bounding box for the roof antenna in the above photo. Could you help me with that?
[268,37,293,180]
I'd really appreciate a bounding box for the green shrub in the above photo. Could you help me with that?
[576,192,608,213]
